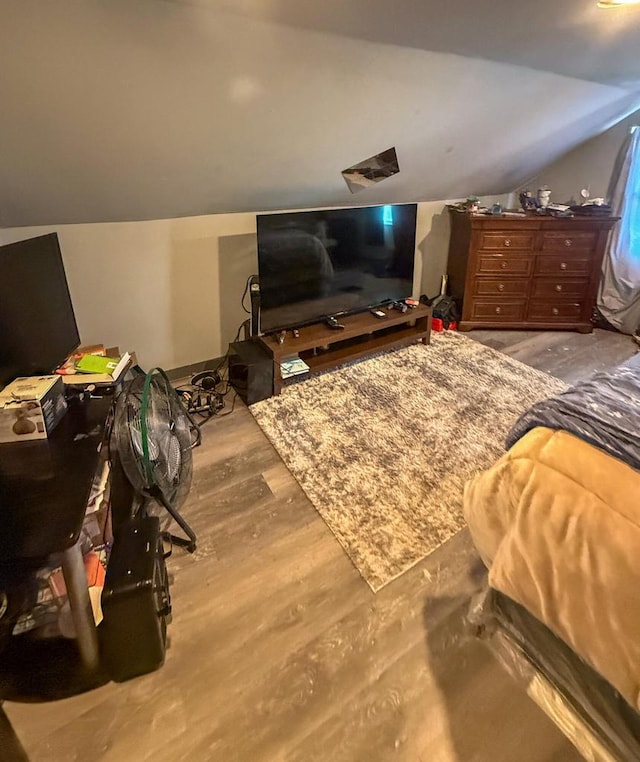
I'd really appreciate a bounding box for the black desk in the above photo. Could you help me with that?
[0,395,113,695]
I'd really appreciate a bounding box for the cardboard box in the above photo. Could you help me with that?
[0,375,67,443]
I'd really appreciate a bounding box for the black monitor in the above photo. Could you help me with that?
[0,233,80,388]
[257,204,417,334]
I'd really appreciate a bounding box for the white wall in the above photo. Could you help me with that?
[522,108,640,204]
[0,197,507,369]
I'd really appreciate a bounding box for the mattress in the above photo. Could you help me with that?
[464,425,640,713]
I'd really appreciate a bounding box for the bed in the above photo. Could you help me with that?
[463,354,640,760]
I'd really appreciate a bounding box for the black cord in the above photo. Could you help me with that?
[175,310,249,424]
[175,382,220,421]
[215,389,238,417]
[209,319,247,380]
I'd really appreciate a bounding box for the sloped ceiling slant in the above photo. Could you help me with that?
[1,0,639,226]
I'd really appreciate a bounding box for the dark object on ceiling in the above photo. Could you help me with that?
[342,147,400,193]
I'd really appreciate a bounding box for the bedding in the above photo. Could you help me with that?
[506,362,640,471]
[463,357,640,713]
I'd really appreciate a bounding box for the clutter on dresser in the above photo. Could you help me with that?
[537,186,552,208]
[569,202,613,217]
[519,190,540,211]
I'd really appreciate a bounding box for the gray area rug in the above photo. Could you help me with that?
[250,333,566,591]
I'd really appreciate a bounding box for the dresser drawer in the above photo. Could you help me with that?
[527,300,585,321]
[541,231,597,252]
[473,278,529,297]
[532,278,590,299]
[476,254,534,276]
[479,232,535,250]
[470,300,526,321]
[535,255,591,276]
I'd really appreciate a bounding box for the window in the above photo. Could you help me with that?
[627,132,640,258]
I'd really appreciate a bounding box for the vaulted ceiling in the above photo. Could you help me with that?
[184,0,640,88]
[1,0,640,226]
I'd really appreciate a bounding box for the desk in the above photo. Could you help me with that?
[0,395,113,699]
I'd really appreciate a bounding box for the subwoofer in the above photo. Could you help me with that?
[100,516,171,682]
[228,340,273,405]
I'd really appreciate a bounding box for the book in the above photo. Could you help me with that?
[76,354,122,375]
[62,351,131,386]
[56,345,106,376]
[280,357,310,379]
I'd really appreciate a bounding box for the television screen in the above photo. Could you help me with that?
[257,204,417,334]
[0,233,80,388]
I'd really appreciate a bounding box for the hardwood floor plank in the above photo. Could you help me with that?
[470,328,636,383]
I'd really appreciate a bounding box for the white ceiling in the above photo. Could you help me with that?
[182,0,640,88]
[1,0,640,226]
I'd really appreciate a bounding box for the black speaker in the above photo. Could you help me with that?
[228,340,273,405]
[249,275,261,337]
[100,516,171,682]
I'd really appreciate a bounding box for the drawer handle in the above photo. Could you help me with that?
[560,262,568,270]
[501,262,508,269]
[495,307,501,314]
[564,239,572,247]
[498,283,505,291]
[552,307,559,316]
[504,239,511,247]
[555,284,563,292]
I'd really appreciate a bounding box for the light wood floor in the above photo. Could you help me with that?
[3,329,636,762]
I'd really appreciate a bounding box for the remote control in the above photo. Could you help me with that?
[325,316,345,330]
[370,309,387,319]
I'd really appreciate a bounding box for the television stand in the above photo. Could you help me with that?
[260,304,432,395]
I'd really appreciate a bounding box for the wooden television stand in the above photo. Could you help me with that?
[260,304,432,395]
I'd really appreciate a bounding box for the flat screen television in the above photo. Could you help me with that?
[256,203,417,334]
[0,233,80,388]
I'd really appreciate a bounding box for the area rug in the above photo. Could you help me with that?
[250,333,566,591]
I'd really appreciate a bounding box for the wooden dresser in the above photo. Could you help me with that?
[447,209,618,333]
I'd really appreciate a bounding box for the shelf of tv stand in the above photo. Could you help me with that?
[260,304,432,395]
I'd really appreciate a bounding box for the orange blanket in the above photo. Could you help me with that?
[464,427,640,711]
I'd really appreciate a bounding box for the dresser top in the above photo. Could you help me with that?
[448,208,619,231]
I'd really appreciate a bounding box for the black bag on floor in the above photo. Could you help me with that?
[431,295,459,329]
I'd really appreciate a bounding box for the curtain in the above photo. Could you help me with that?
[598,125,640,335]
